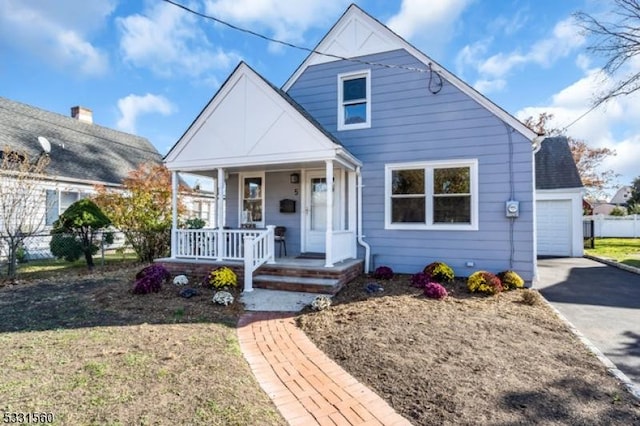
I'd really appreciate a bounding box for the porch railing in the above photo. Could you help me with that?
[328,230,356,266]
[243,225,275,292]
[174,226,275,292]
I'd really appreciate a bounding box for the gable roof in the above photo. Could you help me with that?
[0,96,161,186]
[535,136,583,190]
[610,186,632,205]
[282,4,537,141]
[164,62,360,172]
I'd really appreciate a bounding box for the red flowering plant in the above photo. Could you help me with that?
[373,266,394,280]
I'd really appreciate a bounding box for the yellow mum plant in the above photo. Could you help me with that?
[208,266,238,289]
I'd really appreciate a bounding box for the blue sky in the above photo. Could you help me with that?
[1,0,638,197]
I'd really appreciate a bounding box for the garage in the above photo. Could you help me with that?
[536,199,572,256]
[535,136,584,258]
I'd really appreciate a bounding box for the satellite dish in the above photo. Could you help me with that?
[37,136,51,154]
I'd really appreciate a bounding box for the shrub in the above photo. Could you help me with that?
[133,264,171,294]
[373,266,394,280]
[423,261,455,283]
[521,289,541,306]
[410,272,431,288]
[212,291,234,306]
[311,295,332,311]
[208,266,238,289]
[497,270,525,290]
[424,282,448,299]
[467,271,503,295]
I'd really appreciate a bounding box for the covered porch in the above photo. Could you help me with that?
[161,62,370,291]
[167,158,363,291]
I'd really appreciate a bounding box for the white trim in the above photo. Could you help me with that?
[337,70,371,131]
[384,159,479,231]
[238,172,265,228]
[282,5,537,141]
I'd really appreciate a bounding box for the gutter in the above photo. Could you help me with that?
[356,166,371,273]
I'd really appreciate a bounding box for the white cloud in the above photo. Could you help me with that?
[459,16,585,84]
[0,0,112,76]
[516,69,640,190]
[116,94,175,134]
[387,0,472,53]
[473,79,506,94]
[203,0,350,48]
[118,2,240,79]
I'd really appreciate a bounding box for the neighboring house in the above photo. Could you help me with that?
[164,4,551,285]
[610,186,632,206]
[534,136,584,257]
[0,96,214,258]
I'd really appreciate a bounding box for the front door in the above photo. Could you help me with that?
[303,170,341,253]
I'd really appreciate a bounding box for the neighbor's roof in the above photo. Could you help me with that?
[535,136,583,190]
[0,96,162,185]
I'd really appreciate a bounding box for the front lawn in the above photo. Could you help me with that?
[585,237,640,268]
[0,265,285,425]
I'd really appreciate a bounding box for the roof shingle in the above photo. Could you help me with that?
[0,96,161,185]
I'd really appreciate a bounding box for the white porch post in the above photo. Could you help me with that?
[171,170,178,258]
[216,168,225,261]
[325,160,334,267]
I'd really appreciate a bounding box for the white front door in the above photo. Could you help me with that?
[303,170,341,253]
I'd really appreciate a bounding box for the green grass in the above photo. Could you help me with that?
[15,252,139,278]
[585,238,640,268]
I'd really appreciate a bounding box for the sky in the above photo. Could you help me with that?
[1,0,638,198]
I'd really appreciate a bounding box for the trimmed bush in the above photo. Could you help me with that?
[133,264,171,294]
[424,282,448,300]
[467,271,503,295]
[497,270,525,290]
[373,266,394,280]
[208,266,238,289]
[423,261,455,283]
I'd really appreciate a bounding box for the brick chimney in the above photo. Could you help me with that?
[70,106,93,124]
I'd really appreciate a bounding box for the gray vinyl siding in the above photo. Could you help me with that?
[288,49,535,281]
[225,171,301,256]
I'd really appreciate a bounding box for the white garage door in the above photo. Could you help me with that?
[537,200,572,256]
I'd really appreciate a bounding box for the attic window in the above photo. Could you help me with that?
[338,70,371,131]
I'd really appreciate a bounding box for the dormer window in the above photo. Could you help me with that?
[338,70,371,130]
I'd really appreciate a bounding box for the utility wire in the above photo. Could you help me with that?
[560,97,606,133]
[161,0,443,84]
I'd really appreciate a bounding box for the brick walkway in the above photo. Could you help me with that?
[237,312,411,426]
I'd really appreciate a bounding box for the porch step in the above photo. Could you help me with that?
[253,274,342,294]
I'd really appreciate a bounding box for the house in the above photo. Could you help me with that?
[534,136,584,257]
[0,96,215,259]
[163,4,568,289]
[610,186,632,206]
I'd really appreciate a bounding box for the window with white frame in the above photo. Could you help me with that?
[385,160,478,230]
[337,70,371,130]
[240,173,264,228]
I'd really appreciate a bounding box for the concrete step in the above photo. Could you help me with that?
[253,274,342,294]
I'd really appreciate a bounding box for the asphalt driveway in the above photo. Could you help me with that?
[536,257,640,389]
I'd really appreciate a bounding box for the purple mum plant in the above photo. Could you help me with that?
[424,282,448,300]
[133,264,171,294]
[410,272,431,288]
[373,266,394,280]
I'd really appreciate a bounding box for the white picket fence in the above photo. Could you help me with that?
[584,215,640,238]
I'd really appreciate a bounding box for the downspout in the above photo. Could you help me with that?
[356,166,371,273]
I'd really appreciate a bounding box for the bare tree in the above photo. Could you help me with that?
[575,0,640,104]
[0,148,50,278]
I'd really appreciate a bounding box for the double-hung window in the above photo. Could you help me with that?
[385,160,478,230]
[337,70,371,130]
